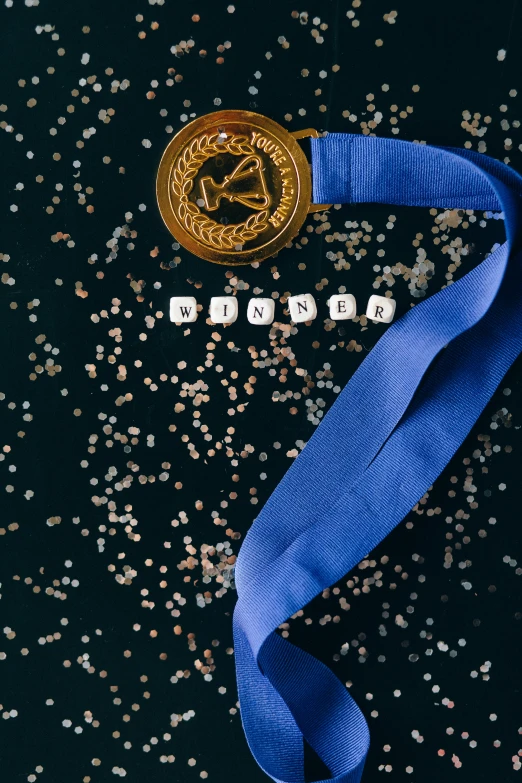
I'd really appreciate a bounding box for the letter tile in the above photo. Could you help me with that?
[247,298,275,325]
[329,293,356,321]
[288,293,317,324]
[209,296,238,324]
[170,296,198,323]
[366,294,396,324]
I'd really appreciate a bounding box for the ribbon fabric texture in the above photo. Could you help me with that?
[232,134,522,783]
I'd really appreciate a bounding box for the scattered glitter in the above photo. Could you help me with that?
[1,3,520,782]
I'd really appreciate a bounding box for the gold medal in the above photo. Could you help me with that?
[156,110,329,266]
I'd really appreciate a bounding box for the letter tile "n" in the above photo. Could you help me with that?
[247,298,275,325]
[288,293,317,324]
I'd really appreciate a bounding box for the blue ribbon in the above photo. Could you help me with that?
[233,134,522,783]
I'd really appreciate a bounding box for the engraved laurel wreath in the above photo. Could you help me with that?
[171,133,270,250]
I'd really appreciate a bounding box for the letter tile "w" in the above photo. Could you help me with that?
[170,297,198,323]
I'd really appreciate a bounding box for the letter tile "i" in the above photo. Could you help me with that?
[366,294,396,324]
[288,293,317,324]
[247,298,275,325]
[328,293,356,321]
[209,296,239,324]
[170,296,198,323]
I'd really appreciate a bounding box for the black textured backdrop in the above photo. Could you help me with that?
[0,1,521,782]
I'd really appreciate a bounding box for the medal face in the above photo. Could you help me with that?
[156,110,313,265]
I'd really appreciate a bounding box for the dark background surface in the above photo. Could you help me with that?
[0,1,521,781]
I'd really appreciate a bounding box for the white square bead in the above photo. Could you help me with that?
[288,293,317,323]
[366,294,396,324]
[329,293,356,321]
[169,296,198,323]
[247,298,275,325]
[209,296,238,324]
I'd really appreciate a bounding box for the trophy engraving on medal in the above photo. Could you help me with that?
[200,154,271,212]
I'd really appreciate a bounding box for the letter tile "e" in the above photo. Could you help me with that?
[366,294,396,324]
[170,296,198,323]
[328,293,356,321]
[288,293,317,324]
[247,298,275,325]
[209,296,239,324]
